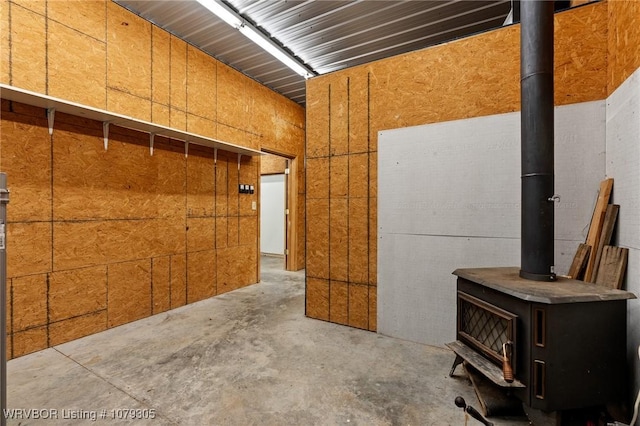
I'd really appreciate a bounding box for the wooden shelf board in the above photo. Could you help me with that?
[0,84,263,157]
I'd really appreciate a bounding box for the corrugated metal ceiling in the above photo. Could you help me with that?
[115,0,512,106]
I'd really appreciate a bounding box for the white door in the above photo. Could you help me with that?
[260,174,286,255]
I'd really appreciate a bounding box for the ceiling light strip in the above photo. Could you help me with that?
[197,0,315,79]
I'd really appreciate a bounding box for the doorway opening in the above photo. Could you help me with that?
[259,150,299,272]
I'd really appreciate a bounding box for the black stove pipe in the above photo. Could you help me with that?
[519,0,556,281]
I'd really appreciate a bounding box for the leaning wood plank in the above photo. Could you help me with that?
[567,243,591,279]
[589,204,620,283]
[595,245,628,289]
[584,178,614,282]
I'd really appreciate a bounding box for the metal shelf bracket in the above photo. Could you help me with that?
[103,122,110,151]
[150,133,155,156]
[47,108,55,135]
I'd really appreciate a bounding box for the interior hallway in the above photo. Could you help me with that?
[6,256,528,425]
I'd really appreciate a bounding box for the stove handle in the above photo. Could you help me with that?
[502,342,514,383]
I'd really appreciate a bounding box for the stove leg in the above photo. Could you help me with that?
[449,354,464,377]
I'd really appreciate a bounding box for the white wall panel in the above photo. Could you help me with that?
[378,101,605,346]
[377,233,519,345]
[605,67,640,396]
[606,69,640,250]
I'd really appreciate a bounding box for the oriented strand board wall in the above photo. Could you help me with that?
[607,0,640,95]
[0,0,305,359]
[1,101,260,358]
[305,3,609,331]
[261,153,287,175]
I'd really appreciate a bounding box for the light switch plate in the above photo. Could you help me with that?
[252,201,257,210]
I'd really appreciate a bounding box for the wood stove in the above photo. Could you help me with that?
[448,267,635,412]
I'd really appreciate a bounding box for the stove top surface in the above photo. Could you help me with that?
[453,267,636,304]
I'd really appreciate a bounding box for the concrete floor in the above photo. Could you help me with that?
[6,256,531,425]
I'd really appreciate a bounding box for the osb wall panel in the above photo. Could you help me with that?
[348,283,369,330]
[151,26,170,106]
[554,4,608,104]
[52,122,183,221]
[53,218,185,270]
[11,0,44,15]
[170,36,187,112]
[218,122,249,149]
[107,260,152,328]
[49,266,107,322]
[186,249,216,303]
[247,81,275,141]
[306,198,329,279]
[348,70,369,154]
[171,254,187,309]
[217,244,258,294]
[329,281,348,325]
[608,0,640,94]
[217,64,247,131]
[215,157,229,217]
[260,153,287,175]
[187,45,217,122]
[0,105,50,222]
[305,2,610,333]
[170,107,187,131]
[152,138,188,218]
[329,76,349,156]
[187,113,217,140]
[152,102,170,127]
[187,218,215,252]
[0,114,263,358]
[47,19,107,108]
[305,277,329,321]
[49,311,107,347]
[47,0,106,43]
[107,89,151,122]
[9,4,46,93]
[6,222,51,277]
[106,1,151,100]
[297,194,306,267]
[329,199,348,282]
[1,0,10,84]
[151,256,171,314]
[2,0,305,357]
[348,198,369,284]
[12,274,47,332]
[368,3,607,135]
[12,326,47,357]
[306,79,330,159]
[187,148,216,217]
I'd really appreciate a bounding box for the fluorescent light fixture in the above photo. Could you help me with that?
[238,25,314,79]
[196,0,315,79]
[197,0,242,28]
